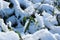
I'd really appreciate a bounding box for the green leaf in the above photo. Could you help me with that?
[30,16,35,22]
[23,17,27,25]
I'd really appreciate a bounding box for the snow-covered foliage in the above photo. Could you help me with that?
[0,0,60,40]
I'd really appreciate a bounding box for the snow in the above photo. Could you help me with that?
[2,8,14,17]
[32,29,54,40]
[30,0,43,3]
[10,0,25,19]
[35,13,45,29]
[0,31,20,40]
[0,0,10,10]
[43,0,52,4]
[3,1,10,9]
[0,0,60,40]
[50,26,60,34]
[39,4,54,15]
[6,16,17,26]
[18,0,33,7]
[54,34,60,40]
[42,11,58,25]
[0,18,9,32]
[23,29,57,40]
[25,6,35,16]
[28,22,38,33]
